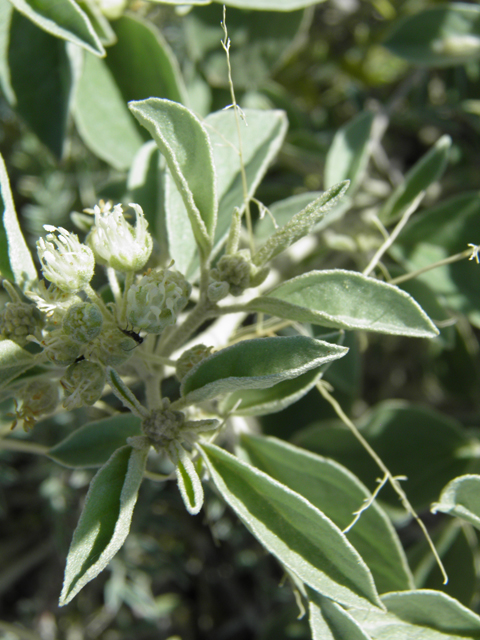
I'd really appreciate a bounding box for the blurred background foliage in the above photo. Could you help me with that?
[1,0,480,638]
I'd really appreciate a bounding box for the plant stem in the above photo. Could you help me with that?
[363,192,424,277]
[389,248,473,286]
[0,438,48,455]
[316,381,448,585]
[157,298,217,358]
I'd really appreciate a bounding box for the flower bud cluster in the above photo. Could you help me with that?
[208,250,269,301]
[14,380,60,431]
[126,268,191,334]
[176,344,214,381]
[61,360,106,410]
[0,301,44,346]
[141,398,219,451]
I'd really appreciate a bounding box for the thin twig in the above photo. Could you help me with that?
[316,381,448,584]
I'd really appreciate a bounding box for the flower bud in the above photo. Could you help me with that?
[41,330,81,366]
[61,360,106,410]
[126,268,191,334]
[176,344,214,381]
[15,380,60,430]
[63,302,104,344]
[83,323,136,366]
[0,301,44,346]
[208,250,268,299]
[37,226,95,293]
[87,202,152,272]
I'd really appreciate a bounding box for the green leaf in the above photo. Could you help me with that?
[129,98,217,259]
[247,270,439,338]
[207,108,288,257]
[180,335,348,404]
[350,590,480,639]
[74,52,144,170]
[199,443,382,610]
[219,365,324,417]
[293,401,472,511]
[239,435,413,594]
[0,153,37,287]
[252,182,350,267]
[390,191,480,328]
[0,340,36,389]
[127,141,165,245]
[432,474,480,531]
[324,111,375,195]
[8,0,104,55]
[106,14,188,106]
[170,441,204,515]
[379,135,451,224]
[76,0,116,46]
[384,4,480,68]
[48,414,142,468]
[308,590,372,640]
[0,0,14,103]
[151,0,324,10]
[8,11,73,159]
[59,445,148,606]
[166,108,288,277]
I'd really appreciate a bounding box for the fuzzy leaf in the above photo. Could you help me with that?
[384,4,480,68]
[239,435,413,594]
[8,0,104,55]
[170,441,204,515]
[180,336,348,404]
[247,270,439,338]
[309,590,372,640]
[49,414,142,468]
[252,181,350,267]
[379,135,451,224]
[432,474,480,530]
[199,443,382,610]
[0,153,37,287]
[129,98,217,259]
[0,340,36,388]
[74,52,144,170]
[59,445,147,606]
[350,590,480,639]
[8,12,73,159]
[219,366,324,417]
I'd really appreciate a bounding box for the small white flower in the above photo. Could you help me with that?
[37,226,95,293]
[87,202,152,272]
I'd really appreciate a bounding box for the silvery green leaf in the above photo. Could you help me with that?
[59,445,148,606]
[252,181,349,267]
[169,441,204,515]
[0,154,37,287]
[8,0,104,56]
[350,589,480,639]
[180,335,348,404]
[199,443,382,610]
[247,270,439,338]
[239,435,414,593]
[432,474,480,530]
[308,590,372,640]
[49,414,142,468]
[129,98,217,260]
[0,340,37,389]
